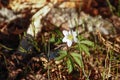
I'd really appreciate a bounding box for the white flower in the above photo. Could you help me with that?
[62,30,77,47]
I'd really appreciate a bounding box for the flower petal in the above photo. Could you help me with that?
[62,37,67,42]
[63,30,68,36]
[74,37,78,42]
[67,40,72,47]
[68,30,72,35]
[72,31,77,37]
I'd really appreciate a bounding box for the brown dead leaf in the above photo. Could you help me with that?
[97,30,120,53]
[116,35,120,43]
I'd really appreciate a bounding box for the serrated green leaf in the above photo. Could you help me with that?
[80,40,94,47]
[70,53,83,68]
[67,58,73,73]
[55,50,67,61]
[80,44,90,56]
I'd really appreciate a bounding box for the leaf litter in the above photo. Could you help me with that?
[0,0,120,80]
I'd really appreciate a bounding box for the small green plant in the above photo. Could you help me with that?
[55,50,83,73]
[54,29,94,80]
[50,17,95,79]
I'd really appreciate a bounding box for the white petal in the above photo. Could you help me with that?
[72,31,77,37]
[68,30,72,35]
[63,30,68,36]
[62,37,67,42]
[67,40,72,47]
[74,37,78,42]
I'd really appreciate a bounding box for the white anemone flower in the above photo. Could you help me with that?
[62,30,77,47]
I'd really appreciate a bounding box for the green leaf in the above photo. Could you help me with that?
[70,52,81,57]
[50,34,55,43]
[55,50,67,61]
[80,44,90,56]
[78,35,84,40]
[0,43,13,50]
[19,46,27,53]
[67,58,73,73]
[55,37,62,45]
[54,29,63,37]
[70,53,83,68]
[80,40,94,47]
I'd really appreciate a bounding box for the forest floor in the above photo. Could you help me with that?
[0,0,120,80]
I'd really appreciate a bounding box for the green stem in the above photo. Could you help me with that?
[47,40,50,80]
[0,43,13,50]
[75,19,89,80]
[106,0,114,15]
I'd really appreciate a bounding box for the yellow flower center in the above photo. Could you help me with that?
[67,34,73,40]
